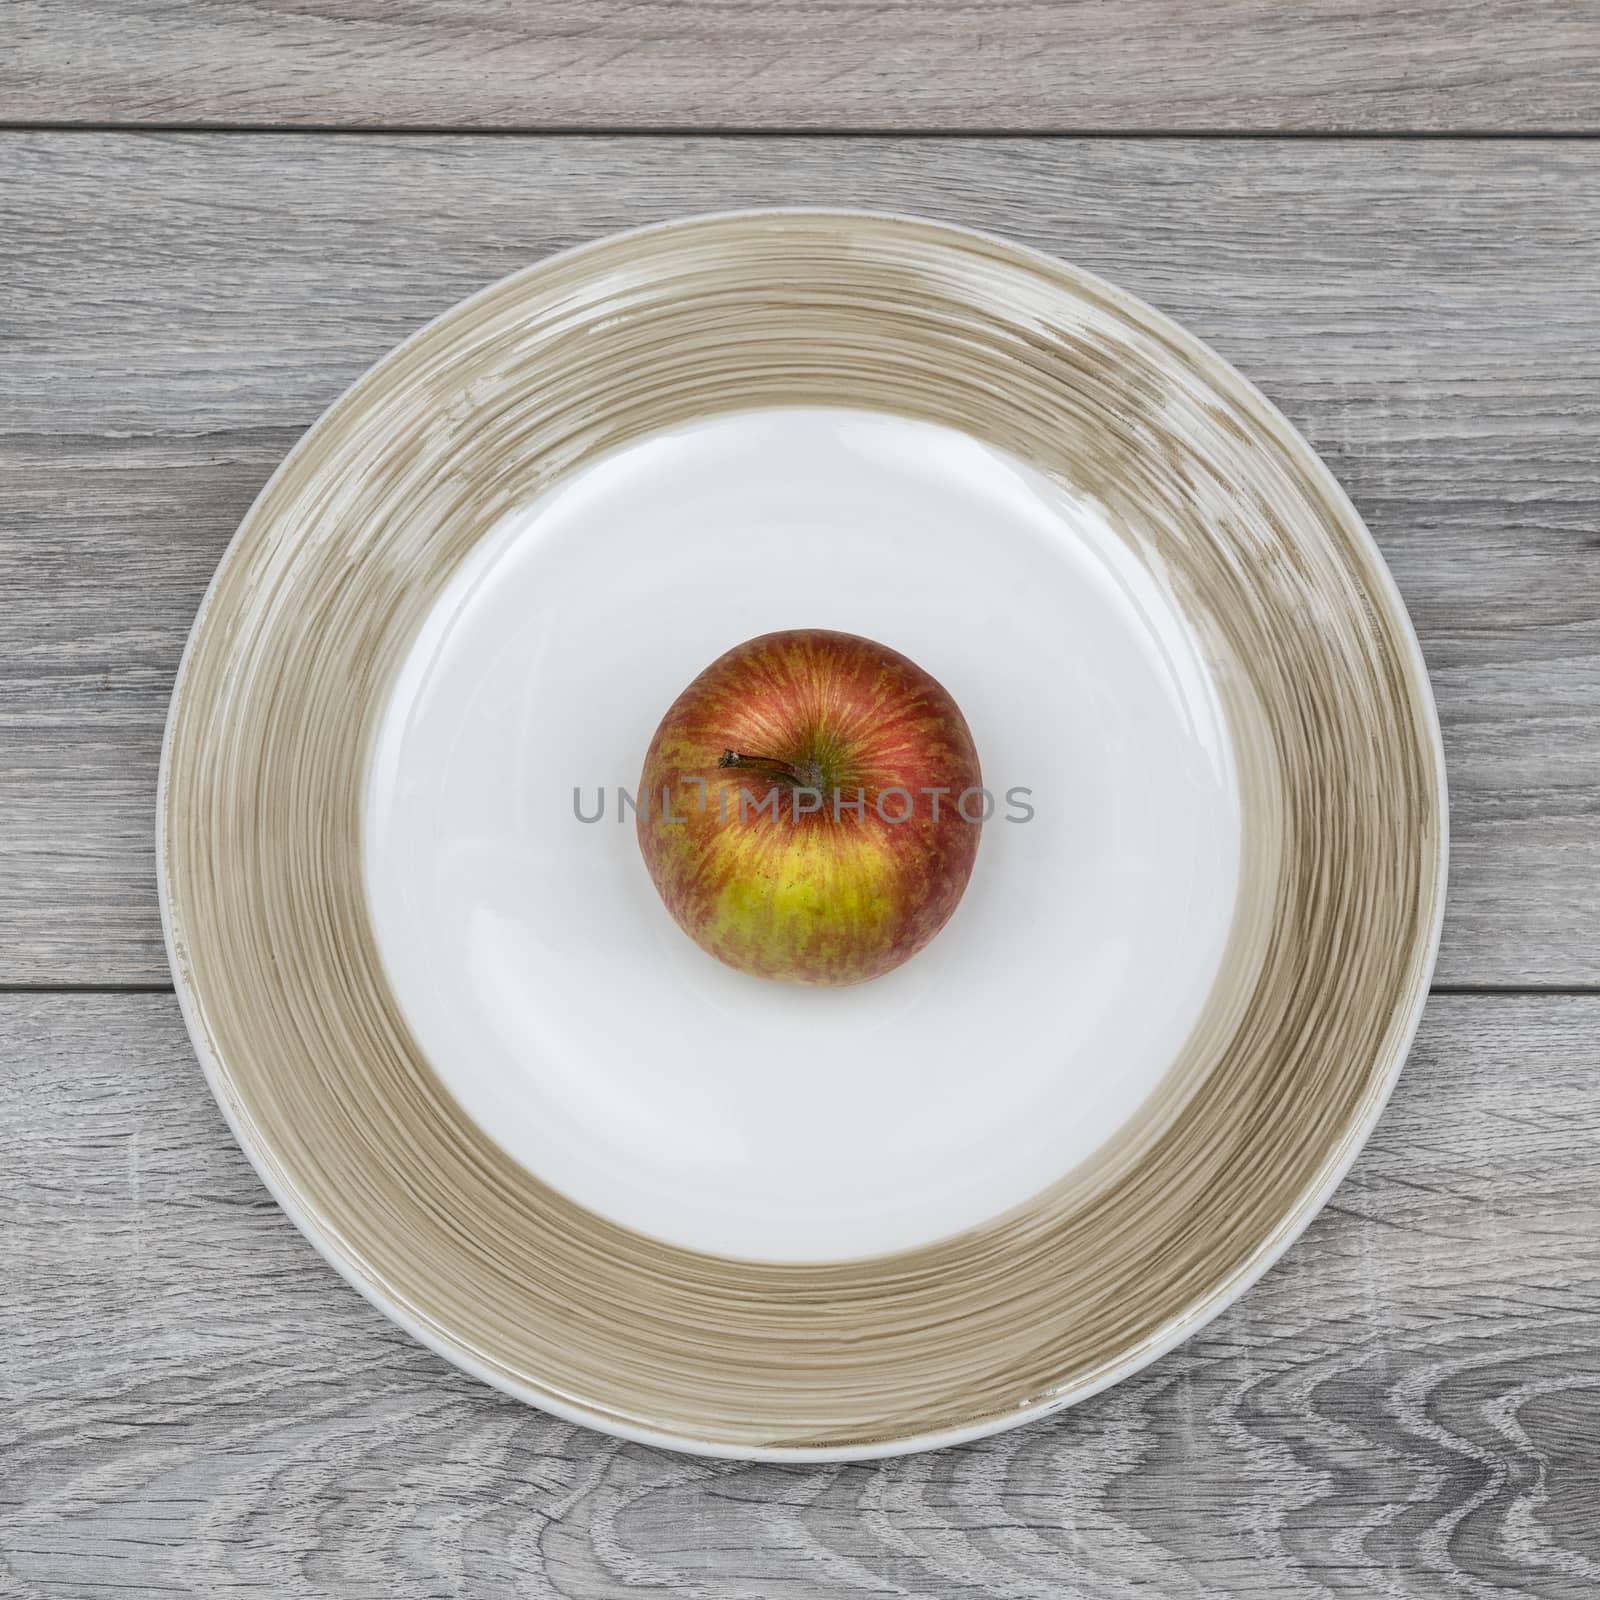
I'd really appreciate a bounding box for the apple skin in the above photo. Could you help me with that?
[636,629,982,986]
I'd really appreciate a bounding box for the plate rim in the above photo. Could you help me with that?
[156,206,1449,1461]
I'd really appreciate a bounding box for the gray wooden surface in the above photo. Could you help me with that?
[3,994,1598,1596]
[5,0,1600,132]
[3,136,1598,989]
[4,9,1600,1597]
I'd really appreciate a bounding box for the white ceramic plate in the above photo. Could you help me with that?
[161,211,1446,1458]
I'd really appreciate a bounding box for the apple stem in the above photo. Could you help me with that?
[718,749,820,788]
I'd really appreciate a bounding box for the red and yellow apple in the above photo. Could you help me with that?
[636,629,982,985]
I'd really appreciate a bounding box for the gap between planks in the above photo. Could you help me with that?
[0,983,1596,997]
[1,123,1599,140]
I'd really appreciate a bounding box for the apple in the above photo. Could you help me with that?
[636,628,982,985]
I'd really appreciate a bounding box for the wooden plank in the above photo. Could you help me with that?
[1,991,1596,1594]
[4,1,1600,132]
[2,134,1597,986]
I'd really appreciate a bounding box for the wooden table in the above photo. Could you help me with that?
[4,7,1599,1595]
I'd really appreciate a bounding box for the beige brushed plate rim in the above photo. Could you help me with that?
[158,208,1448,1461]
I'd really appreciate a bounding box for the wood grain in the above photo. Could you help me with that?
[5,1,1600,132]
[1,992,1596,1595]
[2,134,1596,987]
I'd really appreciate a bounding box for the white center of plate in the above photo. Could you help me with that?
[365,407,1240,1263]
